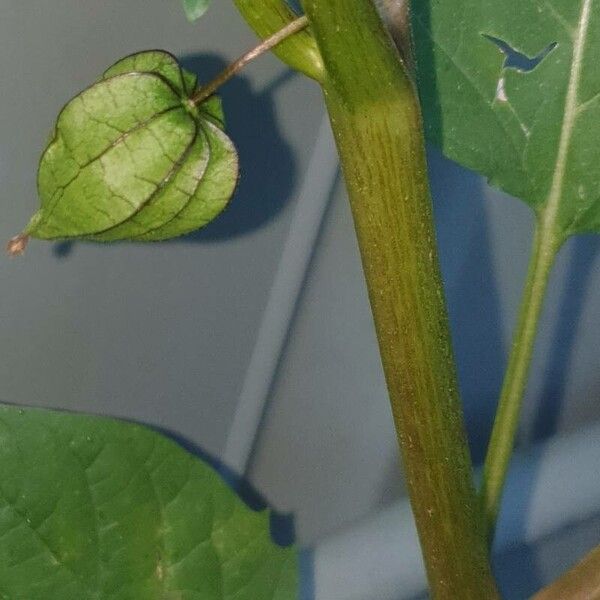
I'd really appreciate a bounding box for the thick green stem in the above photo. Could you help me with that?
[302,1,498,597]
[482,224,561,542]
[232,0,323,82]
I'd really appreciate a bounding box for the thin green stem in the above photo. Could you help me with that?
[303,1,499,597]
[192,16,309,105]
[482,223,561,542]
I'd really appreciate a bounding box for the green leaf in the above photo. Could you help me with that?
[413,1,600,237]
[0,405,298,599]
[182,0,212,22]
[24,51,238,242]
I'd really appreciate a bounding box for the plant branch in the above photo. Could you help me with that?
[482,224,561,542]
[233,0,323,82]
[302,0,499,597]
[192,16,309,104]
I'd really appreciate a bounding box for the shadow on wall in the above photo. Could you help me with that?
[427,147,506,466]
[532,234,600,440]
[54,53,297,258]
[504,234,600,594]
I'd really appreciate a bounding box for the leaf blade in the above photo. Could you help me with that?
[0,405,298,599]
[413,0,600,238]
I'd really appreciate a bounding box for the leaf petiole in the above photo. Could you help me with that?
[481,222,562,542]
[191,16,309,105]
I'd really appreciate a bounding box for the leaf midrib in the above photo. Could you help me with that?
[540,0,593,243]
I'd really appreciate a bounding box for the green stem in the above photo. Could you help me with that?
[482,224,561,542]
[192,16,309,104]
[232,0,323,82]
[302,1,499,597]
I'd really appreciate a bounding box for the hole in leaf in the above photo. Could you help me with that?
[482,34,557,72]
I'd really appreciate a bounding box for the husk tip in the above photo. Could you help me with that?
[6,234,30,257]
